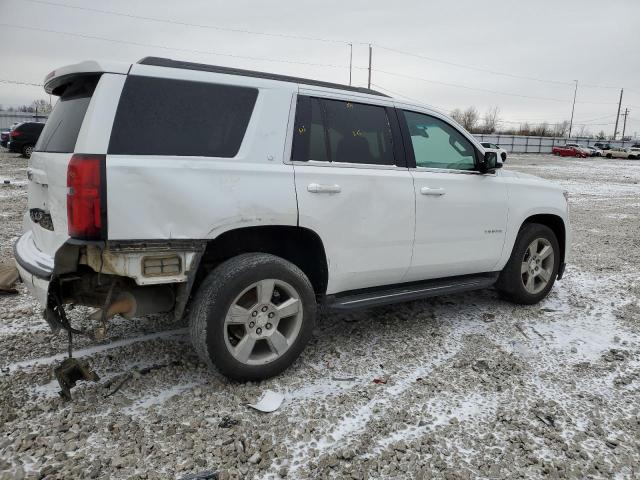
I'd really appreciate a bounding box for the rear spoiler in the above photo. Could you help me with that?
[44,60,131,95]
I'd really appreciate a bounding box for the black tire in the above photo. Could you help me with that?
[496,223,560,305]
[21,144,33,158]
[189,253,316,381]
[606,153,612,158]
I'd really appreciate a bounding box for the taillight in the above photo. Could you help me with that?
[10,130,21,138]
[67,154,106,240]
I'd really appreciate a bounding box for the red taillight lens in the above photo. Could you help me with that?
[10,130,21,138]
[67,154,106,239]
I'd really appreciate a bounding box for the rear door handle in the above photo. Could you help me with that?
[420,187,446,196]
[307,183,341,194]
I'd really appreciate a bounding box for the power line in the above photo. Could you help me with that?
[20,0,356,45]
[18,0,631,94]
[373,69,571,102]
[0,23,351,70]
[374,45,574,87]
[369,83,450,112]
[0,79,43,87]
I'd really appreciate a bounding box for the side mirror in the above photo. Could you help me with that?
[479,151,500,173]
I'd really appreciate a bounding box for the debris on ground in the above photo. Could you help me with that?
[247,390,284,413]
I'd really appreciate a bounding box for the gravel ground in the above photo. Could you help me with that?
[0,150,639,479]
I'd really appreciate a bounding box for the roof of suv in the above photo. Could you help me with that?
[138,57,389,97]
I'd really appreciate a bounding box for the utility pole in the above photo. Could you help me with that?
[568,80,578,138]
[348,43,353,86]
[367,44,372,90]
[621,108,629,140]
[613,88,623,139]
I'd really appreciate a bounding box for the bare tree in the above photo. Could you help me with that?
[518,123,531,135]
[31,99,52,114]
[450,107,479,131]
[531,122,550,136]
[596,130,606,140]
[450,108,464,125]
[552,121,570,137]
[480,106,500,133]
[575,125,590,138]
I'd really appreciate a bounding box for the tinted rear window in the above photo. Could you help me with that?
[292,96,395,165]
[36,76,98,153]
[108,76,258,157]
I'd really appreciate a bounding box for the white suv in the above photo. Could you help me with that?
[15,57,570,380]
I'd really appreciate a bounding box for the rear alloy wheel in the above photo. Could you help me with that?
[224,279,304,366]
[497,223,560,304]
[22,145,33,158]
[190,253,316,381]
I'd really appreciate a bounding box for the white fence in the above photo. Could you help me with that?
[0,112,48,129]
[474,134,636,153]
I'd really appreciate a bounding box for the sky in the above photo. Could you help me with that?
[1,0,639,137]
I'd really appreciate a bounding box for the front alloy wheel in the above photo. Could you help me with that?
[521,238,554,294]
[497,223,560,304]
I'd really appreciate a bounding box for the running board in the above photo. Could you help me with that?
[325,272,499,311]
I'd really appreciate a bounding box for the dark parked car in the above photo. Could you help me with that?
[7,122,44,158]
[594,142,612,150]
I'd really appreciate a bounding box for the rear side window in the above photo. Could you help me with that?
[36,76,98,153]
[109,76,258,157]
[292,96,395,166]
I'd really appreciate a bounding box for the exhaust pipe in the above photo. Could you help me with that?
[90,286,175,321]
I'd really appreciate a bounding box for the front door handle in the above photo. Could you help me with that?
[420,187,446,196]
[307,183,341,194]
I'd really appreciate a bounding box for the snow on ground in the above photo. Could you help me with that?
[1,151,639,479]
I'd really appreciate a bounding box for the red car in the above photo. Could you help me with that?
[551,145,587,158]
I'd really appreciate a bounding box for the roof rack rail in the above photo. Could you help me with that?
[137,57,389,97]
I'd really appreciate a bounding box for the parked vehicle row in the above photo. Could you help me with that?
[566,143,602,157]
[0,121,44,157]
[14,57,570,381]
[551,143,638,159]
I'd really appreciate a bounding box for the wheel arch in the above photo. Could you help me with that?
[194,225,329,299]
[521,214,566,265]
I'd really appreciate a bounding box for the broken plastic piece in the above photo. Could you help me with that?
[54,357,100,401]
[247,390,284,413]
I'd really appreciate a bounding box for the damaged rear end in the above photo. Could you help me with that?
[14,61,201,338]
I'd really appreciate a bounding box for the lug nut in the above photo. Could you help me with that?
[249,321,255,328]
[266,323,272,330]
[268,312,275,319]
[256,327,262,335]
[252,311,258,317]
[261,306,268,312]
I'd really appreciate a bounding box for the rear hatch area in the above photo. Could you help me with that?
[26,75,100,260]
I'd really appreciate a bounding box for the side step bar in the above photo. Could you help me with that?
[325,272,499,311]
